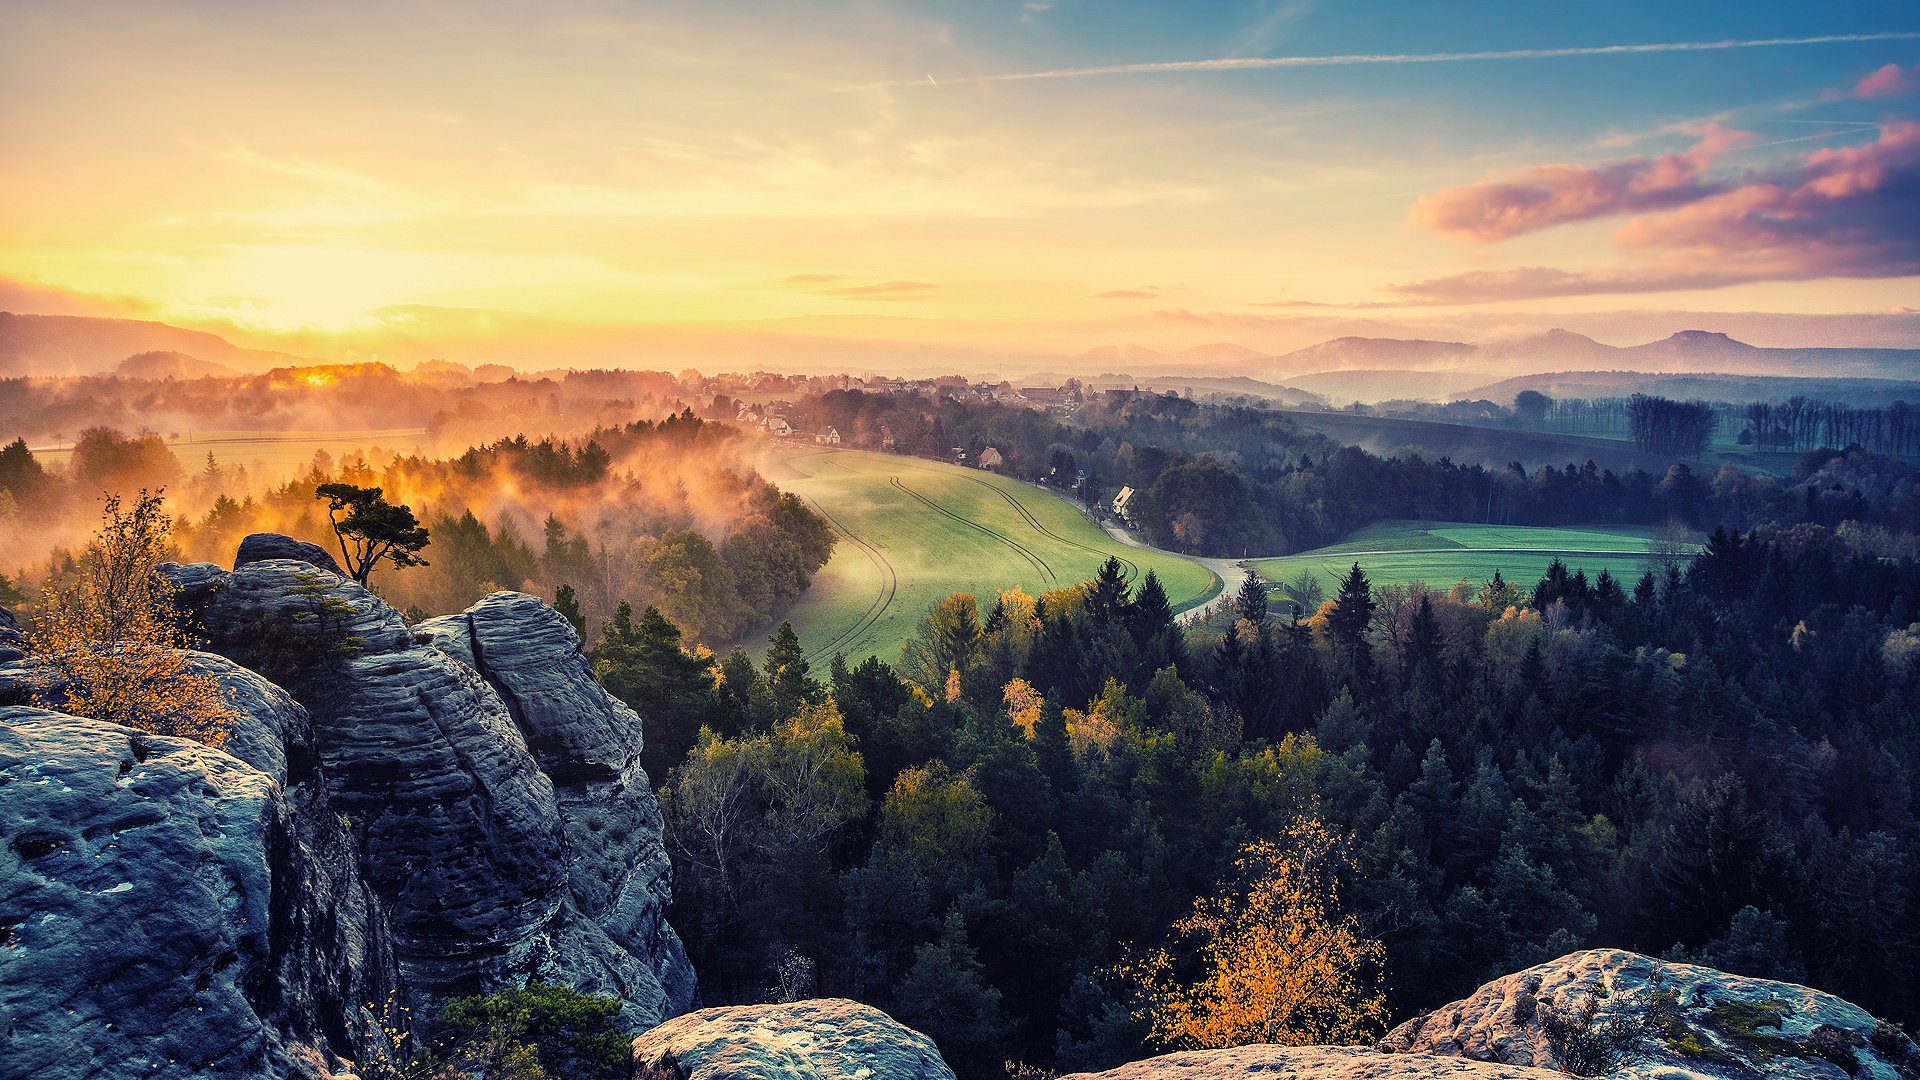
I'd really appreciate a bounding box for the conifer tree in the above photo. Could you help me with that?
[1235,569,1268,626]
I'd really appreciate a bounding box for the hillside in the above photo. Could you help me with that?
[1274,408,1688,472]
[1467,369,1920,407]
[0,312,307,376]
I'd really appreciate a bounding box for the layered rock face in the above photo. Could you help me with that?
[167,550,694,1025]
[1062,1045,1566,1079]
[420,592,695,1018]
[631,999,956,1080]
[0,708,389,1080]
[1383,949,1920,1080]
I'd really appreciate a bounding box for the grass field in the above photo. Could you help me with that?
[1249,519,1669,601]
[761,447,1220,664]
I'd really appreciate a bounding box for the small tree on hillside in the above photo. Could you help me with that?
[27,490,235,746]
[1123,818,1388,1050]
[314,483,431,586]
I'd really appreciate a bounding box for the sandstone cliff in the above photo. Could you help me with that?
[0,708,391,1080]
[167,549,697,1026]
[0,533,696,1078]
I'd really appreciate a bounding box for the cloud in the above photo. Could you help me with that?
[1390,121,1920,303]
[0,275,155,319]
[1227,1,1317,58]
[1095,289,1158,299]
[1407,124,1753,242]
[909,32,1920,86]
[822,280,938,300]
[212,139,388,193]
[1855,63,1920,99]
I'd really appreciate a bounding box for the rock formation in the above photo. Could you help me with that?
[0,708,389,1080]
[1062,1045,1566,1079]
[419,592,695,1018]
[1383,949,1920,1080]
[631,999,956,1080]
[163,547,695,1026]
[233,531,345,577]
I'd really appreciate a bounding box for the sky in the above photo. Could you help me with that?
[3,0,1919,369]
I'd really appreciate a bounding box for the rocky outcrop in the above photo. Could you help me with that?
[1383,949,1920,1080]
[631,999,955,1080]
[0,604,23,663]
[0,708,389,1080]
[167,545,694,1025]
[420,592,695,1018]
[1063,1045,1566,1079]
[234,532,345,577]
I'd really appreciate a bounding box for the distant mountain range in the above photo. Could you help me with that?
[0,312,307,376]
[5,309,1918,404]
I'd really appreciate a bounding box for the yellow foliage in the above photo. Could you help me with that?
[1123,818,1388,1050]
[26,492,235,748]
[944,667,963,703]
[1002,677,1044,737]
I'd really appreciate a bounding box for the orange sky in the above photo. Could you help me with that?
[3,2,1917,368]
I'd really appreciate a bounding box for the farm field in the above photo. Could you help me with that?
[1249,519,1671,602]
[760,447,1220,664]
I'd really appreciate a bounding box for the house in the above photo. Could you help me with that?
[765,417,794,438]
[1112,485,1135,521]
[977,447,1003,469]
[815,426,841,446]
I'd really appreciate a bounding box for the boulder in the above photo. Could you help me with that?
[1063,1045,1567,1079]
[0,709,388,1080]
[234,533,345,577]
[1382,949,1920,1080]
[631,999,955,1080]
[420,592,695,1018]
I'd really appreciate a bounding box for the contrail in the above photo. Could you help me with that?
[917,32,1920,85]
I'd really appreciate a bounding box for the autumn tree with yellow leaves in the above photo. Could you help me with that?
[26,490,235,747]
[1124,817,1388,1050]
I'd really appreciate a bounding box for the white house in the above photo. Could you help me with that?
[815,426,841,445]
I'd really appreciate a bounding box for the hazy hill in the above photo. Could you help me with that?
[1468,370,1920,407]
[1266,336,1475,377]
[1287,368,1496,403]
[116,350,238,380]
[0,312,304,376]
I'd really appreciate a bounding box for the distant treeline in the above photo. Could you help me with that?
[1625,394,1717,458]
[1,411,835,646]
[1742,397,1920,456]
[0,362,686,446]
[785,389,1920,556]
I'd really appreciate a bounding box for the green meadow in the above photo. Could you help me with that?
[761,448,1219,663]
[1249,520,1668,603]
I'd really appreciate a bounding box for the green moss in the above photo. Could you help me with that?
[1705,998,1797,1061]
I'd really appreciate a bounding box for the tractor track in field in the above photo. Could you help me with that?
[887,475,1057,583]
[795,491,898,664]
[941,468,1143,583]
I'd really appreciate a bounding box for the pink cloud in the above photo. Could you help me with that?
[1392,121,1920,303]
[1406,124,1753,243]
[1854,63,1919,99]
